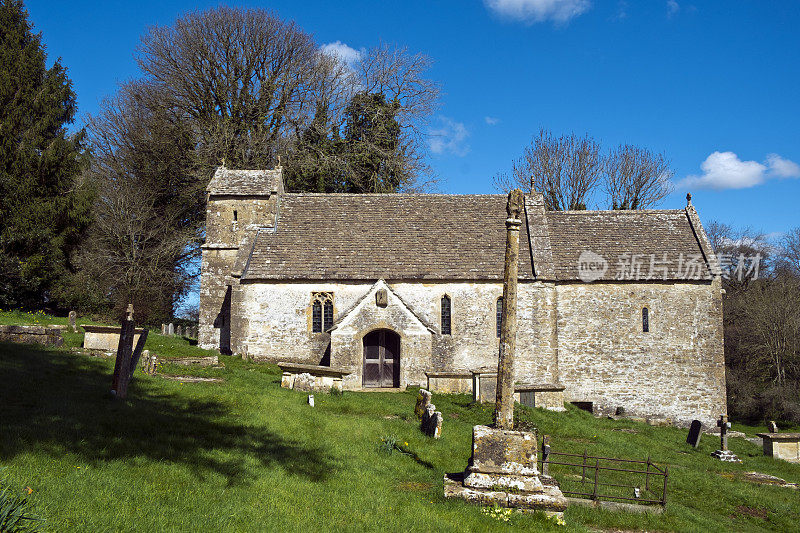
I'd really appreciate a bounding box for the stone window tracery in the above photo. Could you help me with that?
[642,307,650,333]
[311,292,334,333]
[441,295,452,335]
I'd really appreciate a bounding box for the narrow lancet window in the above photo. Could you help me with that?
[642,307,650,333]
[323,300,334,331]
[233,209,238,222]
[496,297,503,338]
[312,300,322,332]
[441,295,451,335]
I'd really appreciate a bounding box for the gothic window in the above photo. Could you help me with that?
[441,295,451,335]
[233,209,238,222]
[496,297,504,338]
[311,293,334,333]
[324,299,334,331]
[642,307,650,333]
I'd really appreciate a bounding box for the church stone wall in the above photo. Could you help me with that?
[198,193,278,351]
[232,280,560,390]
[204,196,277,247]
[555,279,726,426]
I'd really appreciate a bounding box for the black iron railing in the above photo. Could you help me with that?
[539,435,668,506]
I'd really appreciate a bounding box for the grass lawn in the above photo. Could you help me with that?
[1,339,800,532]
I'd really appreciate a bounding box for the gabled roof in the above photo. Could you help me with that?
[545,209,713,281]
[238,191,715,283]
[241,193,535,281]
[206,166,282,196]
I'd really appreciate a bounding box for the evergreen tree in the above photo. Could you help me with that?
[0,0,92,309]
[342,92,405,193]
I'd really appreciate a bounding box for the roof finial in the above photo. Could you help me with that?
[220,157,226,169]
[276,155,282,169]
[686,192,692,207]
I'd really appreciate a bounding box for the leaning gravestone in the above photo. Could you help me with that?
[421,403,443,439]
[687,420,703,448]
[68,311,77,332]
[415,389,432,419]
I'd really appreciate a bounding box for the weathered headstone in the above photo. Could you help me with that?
[111,304,136,399]
[711,414,741,462]
[415,389,432,419]
[176,325,183,337]
[768,421,779,433]
[161,323,167,335]
[430,411,443,439]
[420,403,443,438]
[687,420,703,448]
[168,323,174,336]
[308,394,315,407]
[68,311,77,333]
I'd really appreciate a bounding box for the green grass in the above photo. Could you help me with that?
[0,310,214,359]
[1,340,800,532]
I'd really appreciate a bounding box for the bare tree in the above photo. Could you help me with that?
[604,144,673,209]
[136,5,348,170]
[779,227,800,275]
[494,128,602,210]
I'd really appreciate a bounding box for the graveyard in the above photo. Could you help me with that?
[1,311,799,532]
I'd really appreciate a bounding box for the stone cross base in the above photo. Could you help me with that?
[444,425,567,515]
[711,449,741,462]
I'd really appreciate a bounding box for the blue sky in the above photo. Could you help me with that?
[26,0,800,237]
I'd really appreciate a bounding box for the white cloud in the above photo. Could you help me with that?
[678,151,800,190]
[766,153,800,178]
[320,41,364,66]
[429,117,470,157]
[485,116,500,125]
[484,0,591,24]
[666,0,680,17]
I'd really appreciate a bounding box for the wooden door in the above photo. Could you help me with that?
[363,329,400,388]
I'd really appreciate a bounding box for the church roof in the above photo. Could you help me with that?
[239,193,715,282]
[241,193,535,281]
[545,210,714,281]
[206,166,282,196]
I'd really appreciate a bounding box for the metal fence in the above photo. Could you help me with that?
[539,436,668,506]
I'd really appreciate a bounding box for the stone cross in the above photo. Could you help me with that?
[717,414,731,451]
[493,189,524,430]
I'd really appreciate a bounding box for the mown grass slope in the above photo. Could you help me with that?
[1,339,799,532]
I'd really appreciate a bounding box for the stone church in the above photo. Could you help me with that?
[199,166,726,426]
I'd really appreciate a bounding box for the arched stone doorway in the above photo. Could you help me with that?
[362,329,400,388]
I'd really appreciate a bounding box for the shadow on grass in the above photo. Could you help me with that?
[0,343,337,487]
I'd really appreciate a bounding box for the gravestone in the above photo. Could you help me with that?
[161,323,167,335]
[308,394,315,407]
[711,414,741,462]
[176,325,183,337]
[415,389,432,419]
[420,403,443,439]
[68,311,77,332]
[768,421,779,433]
[687,420,703,448]
[168,323,174,336]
